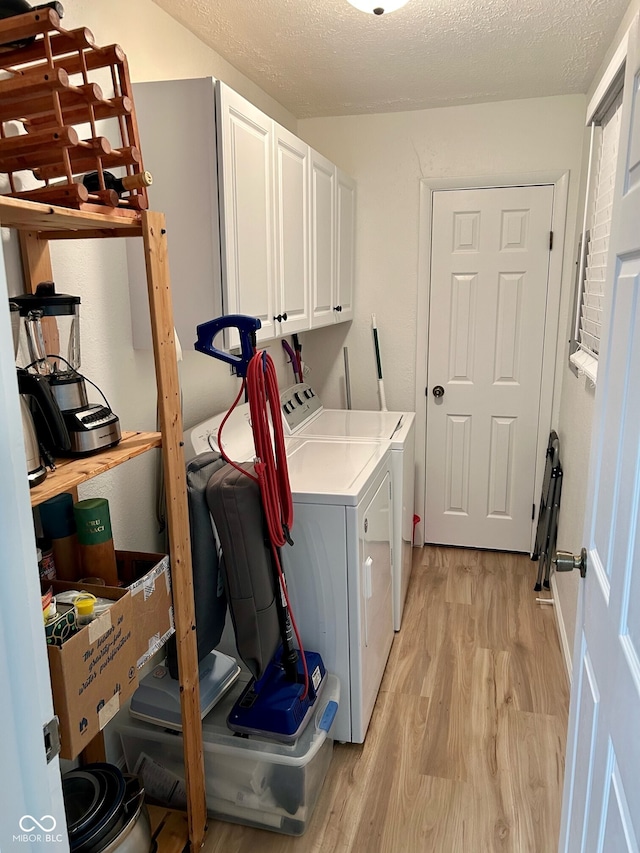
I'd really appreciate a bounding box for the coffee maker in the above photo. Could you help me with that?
[12,282,121,456]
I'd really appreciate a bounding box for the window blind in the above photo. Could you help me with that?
[577,96,623,362]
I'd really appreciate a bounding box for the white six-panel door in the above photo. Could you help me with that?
[559,14,640,851]
[425,185,554,551]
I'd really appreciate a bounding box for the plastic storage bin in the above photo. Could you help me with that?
[118,672,340,835]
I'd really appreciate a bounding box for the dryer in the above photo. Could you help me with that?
[280,383,415,631]
[187,408,395,744]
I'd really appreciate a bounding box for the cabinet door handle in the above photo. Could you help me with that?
[273,313,288,323]
[281,312,288,322]
[274,314,281,322]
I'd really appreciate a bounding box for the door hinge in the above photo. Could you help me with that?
[532,503,536,521]
[44,716,61,764]
[549,231,554,250]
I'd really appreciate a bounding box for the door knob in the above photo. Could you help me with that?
[432,385,445,398]
[553,548,587,578]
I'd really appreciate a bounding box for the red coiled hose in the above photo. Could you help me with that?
[217,349,309,698]
[246,351,293,545]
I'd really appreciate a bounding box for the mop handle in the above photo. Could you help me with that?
[343,346,352,410]
[372,314,387,411]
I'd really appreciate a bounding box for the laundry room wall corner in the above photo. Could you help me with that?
[300,98,585,550]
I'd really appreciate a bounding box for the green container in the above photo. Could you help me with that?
[73,498,119,585]
[73,498,113,546]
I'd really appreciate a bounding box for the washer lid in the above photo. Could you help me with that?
[285,437,391,505]
[186,405,394,503]
[295,409,413,443]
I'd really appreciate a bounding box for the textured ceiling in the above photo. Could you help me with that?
[152,0,629,118]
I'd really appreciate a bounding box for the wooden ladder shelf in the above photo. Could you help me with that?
[2,196,207,853]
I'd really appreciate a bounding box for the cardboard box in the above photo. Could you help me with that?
[116,551,175,668]
[47,584,138,760]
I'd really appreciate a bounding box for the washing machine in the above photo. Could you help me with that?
[186,407,395,744]
[280,383,415,631]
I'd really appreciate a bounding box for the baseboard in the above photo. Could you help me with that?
[550,572,573,687]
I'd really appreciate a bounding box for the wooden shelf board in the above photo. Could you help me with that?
[0,195,143,237]
[30,430,161,506]
[148,806,197,853]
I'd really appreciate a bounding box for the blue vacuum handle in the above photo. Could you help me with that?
[194,315,261,377]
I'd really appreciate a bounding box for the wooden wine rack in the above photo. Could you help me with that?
[0,8,148,213]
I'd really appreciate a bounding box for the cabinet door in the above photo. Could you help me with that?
[274,125,310,335]
[336,169,356,322]
[310,149,336,328]
[217,82,276,346]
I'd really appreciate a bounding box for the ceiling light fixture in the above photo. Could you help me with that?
[347,0,409,15]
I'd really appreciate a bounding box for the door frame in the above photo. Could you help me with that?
[0,249,67,847]
[414,172,570,551]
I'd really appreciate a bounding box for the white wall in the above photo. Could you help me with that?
[59,0,298,131]
[298,96,586,416]
[3,0,299,555]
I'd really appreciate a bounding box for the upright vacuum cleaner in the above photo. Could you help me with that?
[195,315,327,742]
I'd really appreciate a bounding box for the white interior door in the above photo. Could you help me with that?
[559,15,640,851]
[0,258,67,849]
[425,185,554,551]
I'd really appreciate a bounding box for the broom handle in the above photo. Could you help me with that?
[372,314,387,411]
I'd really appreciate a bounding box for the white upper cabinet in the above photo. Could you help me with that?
[127,77,355,351]
[274,124,310,335]
[216,82,276,347]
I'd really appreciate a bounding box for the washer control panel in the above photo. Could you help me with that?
[280,382,322,433]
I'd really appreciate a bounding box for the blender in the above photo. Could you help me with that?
[11,300,48,486]
[12,282,121,456]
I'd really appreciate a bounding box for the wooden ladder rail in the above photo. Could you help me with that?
[19,214,207,853]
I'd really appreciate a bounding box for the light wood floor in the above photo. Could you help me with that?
[202,546,570,853]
